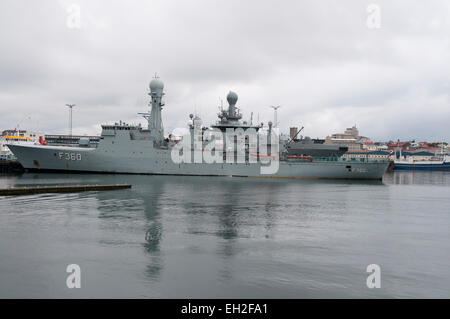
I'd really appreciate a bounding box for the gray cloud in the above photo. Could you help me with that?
[0,0,449,141]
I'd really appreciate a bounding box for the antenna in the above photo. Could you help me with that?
[65,104,76,138]
[270,105,281,128]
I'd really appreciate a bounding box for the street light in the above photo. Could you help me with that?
[65,104,75,139]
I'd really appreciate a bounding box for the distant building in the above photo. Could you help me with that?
[387,141,444,155]
[376,144,388,151]
[417,142,441,153]
[344,125,359,138]
[362,141,377,151]
[289,127,298,140]
[387,142,407,149]
[324,125,369,151]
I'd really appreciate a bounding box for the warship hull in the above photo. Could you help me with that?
[8,144,389,180]
[7,78,390,180]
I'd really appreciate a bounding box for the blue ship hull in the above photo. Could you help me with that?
[394,162,450,171]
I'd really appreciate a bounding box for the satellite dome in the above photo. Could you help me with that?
[227,91,238,106]
[149,78,164,95]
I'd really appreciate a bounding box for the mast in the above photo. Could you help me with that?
[148,75,165,144]
[65,104,75,139]
[270,105,281,128]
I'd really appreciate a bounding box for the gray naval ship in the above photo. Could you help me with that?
[8,78,389,180]
[285,135,348,158]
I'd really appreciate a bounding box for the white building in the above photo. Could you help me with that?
[325,125,369,151]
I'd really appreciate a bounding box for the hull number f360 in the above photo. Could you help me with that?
[58,152,82,161]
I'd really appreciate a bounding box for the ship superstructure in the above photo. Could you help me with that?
[8,77,389,180]
[1,129,45,160]
[394,155,450,171]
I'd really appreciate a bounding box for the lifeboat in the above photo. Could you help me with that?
[285,155,313,162]
[250,153,278,159]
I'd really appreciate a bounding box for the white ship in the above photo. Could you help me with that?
[1,129,45,160]
[394,156,450,171]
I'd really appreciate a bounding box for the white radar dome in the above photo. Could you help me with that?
[149,78,164,95]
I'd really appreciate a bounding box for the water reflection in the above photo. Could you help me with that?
[93,176,167,282]
[139,180,166,281]
[5,172,438,289]
[3,172,450,297]
[176,177,295,283]
[384,171,450,185]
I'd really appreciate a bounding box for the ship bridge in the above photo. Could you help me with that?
[101,122,143,136]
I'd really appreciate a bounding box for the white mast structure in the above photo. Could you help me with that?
[65,104,75,138]
[270,105,281,128]
[148,75,165,144]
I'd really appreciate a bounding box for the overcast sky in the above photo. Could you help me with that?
[0,0,449,142]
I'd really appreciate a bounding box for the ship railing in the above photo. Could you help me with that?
[282,156,390,163]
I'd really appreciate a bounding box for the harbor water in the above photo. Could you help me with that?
[0,171,449,298]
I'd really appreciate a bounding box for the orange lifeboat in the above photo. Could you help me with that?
[286,155,313,162]
[250,153,278,159]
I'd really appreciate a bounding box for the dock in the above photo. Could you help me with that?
[0,184,132,196]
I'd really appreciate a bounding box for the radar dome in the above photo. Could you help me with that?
[149,78,164,95]
[227,91,238,106]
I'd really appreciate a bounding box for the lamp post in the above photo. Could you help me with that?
[65,104,75,140]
